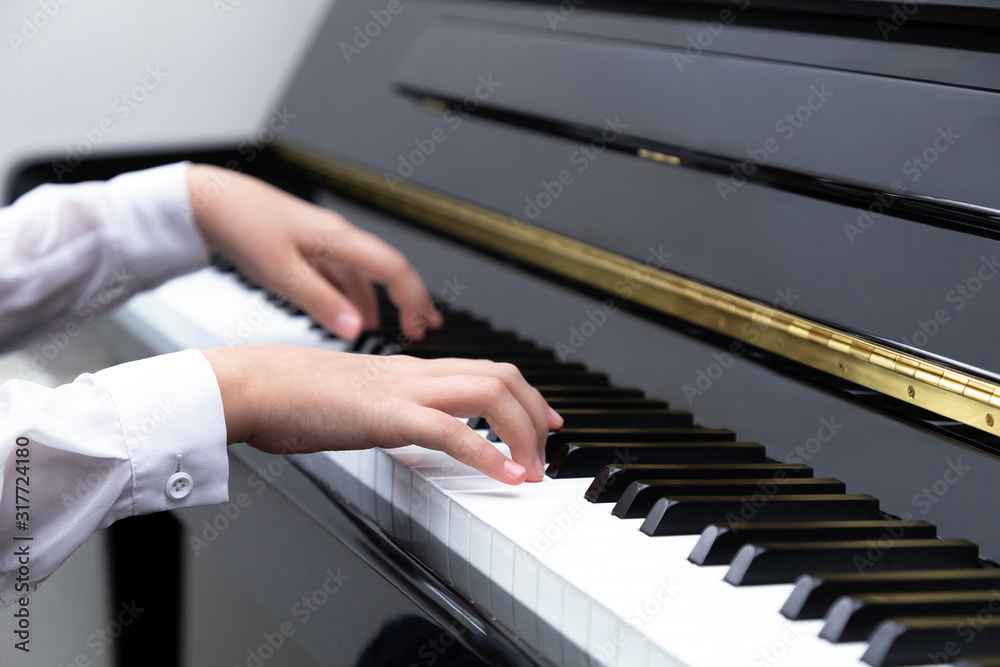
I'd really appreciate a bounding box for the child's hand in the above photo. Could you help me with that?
[188,164,443,340]
[203,346,564,484]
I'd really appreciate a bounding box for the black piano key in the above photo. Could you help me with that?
[545,397,669,410]
[535,386,646,399]
[822,590,1000,643]
[470,392,645,430]
[546,442,766,478]
[518,371,610,386]
[541,409,693,429]
[586,463,814,503]
[863,616,1000,667]
[689,520,937,566]
[544,428,736,459]
[639,494,881,537]
[404,347,555,360]
[613,478,847,519]
[400,340,540,353]
[725,539,979,586]
[488,410,695,441]
[782,570,1000,621]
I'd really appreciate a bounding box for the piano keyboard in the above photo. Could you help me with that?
[113,261,1000,667]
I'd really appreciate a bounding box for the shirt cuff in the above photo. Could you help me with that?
[106,161,210,293]
[95,349,229,518]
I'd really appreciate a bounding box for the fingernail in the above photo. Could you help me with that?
[547,406,564,427]
[535,458,545,478]
[333,311,362,337]
[504,460,526,480]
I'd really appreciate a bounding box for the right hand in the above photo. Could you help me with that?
[203,346,563,484]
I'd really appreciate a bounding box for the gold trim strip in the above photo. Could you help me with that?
[273,140,1000,437]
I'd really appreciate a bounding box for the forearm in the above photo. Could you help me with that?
[0,163,209,351]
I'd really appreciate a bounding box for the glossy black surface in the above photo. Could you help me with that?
[689,520,937,566]
[725,539,980,586]
[639,494,882,536]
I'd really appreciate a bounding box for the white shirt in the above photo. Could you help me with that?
[0,162,230,608]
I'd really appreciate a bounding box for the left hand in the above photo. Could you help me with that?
[187,164,443,340]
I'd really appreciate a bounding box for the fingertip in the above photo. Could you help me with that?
[547,405,564,430]
[332,310,363,339]
[503,459,527,485]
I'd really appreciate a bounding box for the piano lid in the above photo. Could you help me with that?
[269,0,1000,440]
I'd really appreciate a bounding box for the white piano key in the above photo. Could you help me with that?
[427,487,452,580]
[490,531,516,631]
[409,472,434,566]
[512,547,540,650]
[356,449,377,519]
[391,458,413,548]
[561,582,593,667]
[536,565,566,666]
[616,621,650,667]
[448,503,472,599]
[374,451,394,534]
[468,515,494,615]
[588,604,621,667]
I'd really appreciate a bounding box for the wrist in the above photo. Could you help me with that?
[202,346,257,444]
[186,164,235,253]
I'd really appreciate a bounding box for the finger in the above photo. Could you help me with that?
[417,359,552,462]
[403,407,526,485]
[324,265,380,331]
[415,375,545,481]
[335,229,443,339]
[289,264,363,339]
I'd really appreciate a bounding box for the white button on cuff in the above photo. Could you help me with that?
[166,472,194,500]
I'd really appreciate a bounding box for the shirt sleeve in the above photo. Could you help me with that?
[0,161,210,353]
[0,349,229,608]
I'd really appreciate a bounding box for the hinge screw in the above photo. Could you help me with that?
[988,414,995,428]
[907,385,915,399]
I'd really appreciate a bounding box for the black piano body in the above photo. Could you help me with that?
[9,1,1000,665]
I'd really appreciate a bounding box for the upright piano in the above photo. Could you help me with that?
[10,0,1000,665]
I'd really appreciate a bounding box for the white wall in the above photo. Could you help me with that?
[0,2,331,664]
